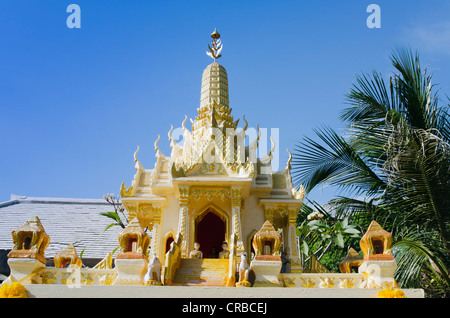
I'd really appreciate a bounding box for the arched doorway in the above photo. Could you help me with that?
[195,208,226,258]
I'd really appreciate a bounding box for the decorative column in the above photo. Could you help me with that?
[231,186,245,254]
[151,204,162,260]
[177,185,189,258]
[264,206,274,225]
[287,207,302,273]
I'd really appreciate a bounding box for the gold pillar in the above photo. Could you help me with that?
[151,205,162,260]
[264,207,274,224]
[177,186,189,258]
[288,208,301,272]
[231,186,245,253]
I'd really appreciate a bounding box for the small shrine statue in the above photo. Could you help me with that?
[339,248,363,273]
[189,242,203,259]
[360,220,394,261]
[143,252,162,285]
[116,217,150,260]
[54,243,83,269]
[218,241,230,259]
[236,252,251,287]
[8,216,50,264]
[252,220,282,260]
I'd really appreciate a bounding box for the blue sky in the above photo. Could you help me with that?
[1,0,450,204]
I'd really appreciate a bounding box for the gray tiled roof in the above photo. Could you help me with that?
[0,195,122,260]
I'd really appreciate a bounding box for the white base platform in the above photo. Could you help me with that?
[23,284,424,298]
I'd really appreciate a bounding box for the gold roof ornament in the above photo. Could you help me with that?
[206,28,223,62]
[211,28,220,39]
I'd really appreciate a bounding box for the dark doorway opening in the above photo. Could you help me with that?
[195,209,226,258]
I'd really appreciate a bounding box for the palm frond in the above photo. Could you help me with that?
[291,47,450,296]
[342,70,397,125]
[390,48,444,132]
[292,126,385,195]
[383,127,450,241]
[393,237,450,290]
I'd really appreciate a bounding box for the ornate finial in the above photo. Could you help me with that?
[286,148,292,170]
[154,135,160,151]
[269,135,276,155]
[133,145,143,171]
[211,28,220,39]
[134,146,140,162]
[181,115,188,132]
[168,125,174,141]
[206,28,223,62]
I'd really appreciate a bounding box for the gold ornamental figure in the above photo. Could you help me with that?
[206,28,223,62]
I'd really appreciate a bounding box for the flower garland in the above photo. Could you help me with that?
[377,287,406,298]
[0,282,28,298]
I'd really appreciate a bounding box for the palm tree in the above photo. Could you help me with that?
[292,48,450,297]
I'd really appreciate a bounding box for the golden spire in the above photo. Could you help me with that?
[206,28,223,62]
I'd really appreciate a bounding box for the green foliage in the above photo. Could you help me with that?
[100,211,125,231]
[100,194,128,232]
[292,48,450,297]
[296,200,361,270]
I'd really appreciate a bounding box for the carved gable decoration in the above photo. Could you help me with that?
[187,162,227,176]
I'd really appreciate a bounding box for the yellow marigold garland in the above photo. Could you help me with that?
[377,287,406,298]
[0,282,28,298]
